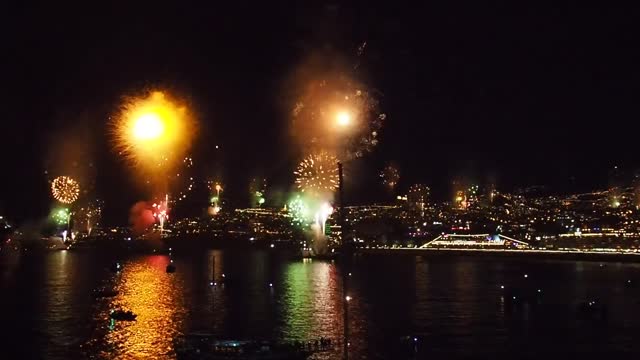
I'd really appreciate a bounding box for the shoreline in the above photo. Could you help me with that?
[359,247,640,263]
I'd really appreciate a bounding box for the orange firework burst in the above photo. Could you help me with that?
[112,90,195,174]
[51,176,80,204]
[294,152,339,196]
[292,78,385,160]
[289,54,386,161]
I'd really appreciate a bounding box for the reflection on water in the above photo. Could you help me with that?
[0,248,21,282]
[277,259,344,359]
[3,249,640,359]
[413,258,430,327]
[42,250,93,358]
[206,250,227,334]
[280,260,342,340]
[243,251,271,332]
[87,255,187,358]
[84,252,350,358]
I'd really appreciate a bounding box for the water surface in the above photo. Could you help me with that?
[1,248,639,359]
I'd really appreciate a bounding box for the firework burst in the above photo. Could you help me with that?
[112,90,195,174]
[287,194,311,227]
[294,152,339,196]
[380,163,400,190]
[291,74,385,160]
[51,176,80,204]
[52,207,70,226]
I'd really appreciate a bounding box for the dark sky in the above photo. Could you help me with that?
[1,2,639,224]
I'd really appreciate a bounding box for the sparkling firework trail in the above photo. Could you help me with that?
[51,176,80,204]
[294,152,339,196]
[76,199,103,235]
[357,41,367,57]
[207,180,223,214]
[354,41,367,69]
[152,194,169,232]
[408,184,430,212]
[170,156,195,204]
[314,202,333,234]
[249,177,267,207]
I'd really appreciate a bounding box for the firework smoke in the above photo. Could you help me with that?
[129,201,155,235]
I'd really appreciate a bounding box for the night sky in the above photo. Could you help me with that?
[2,2,638,224]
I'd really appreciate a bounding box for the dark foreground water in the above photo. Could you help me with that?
[1,248,639,359]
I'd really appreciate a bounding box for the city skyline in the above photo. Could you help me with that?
[2,4,640,359]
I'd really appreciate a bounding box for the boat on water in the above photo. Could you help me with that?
[499,274,544,307]
[92,287,119,299]
[577,299,608,320]
[110,262,123,273]
[300,247,339,261]
[110,309,137,321]
[175,333,331,359]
